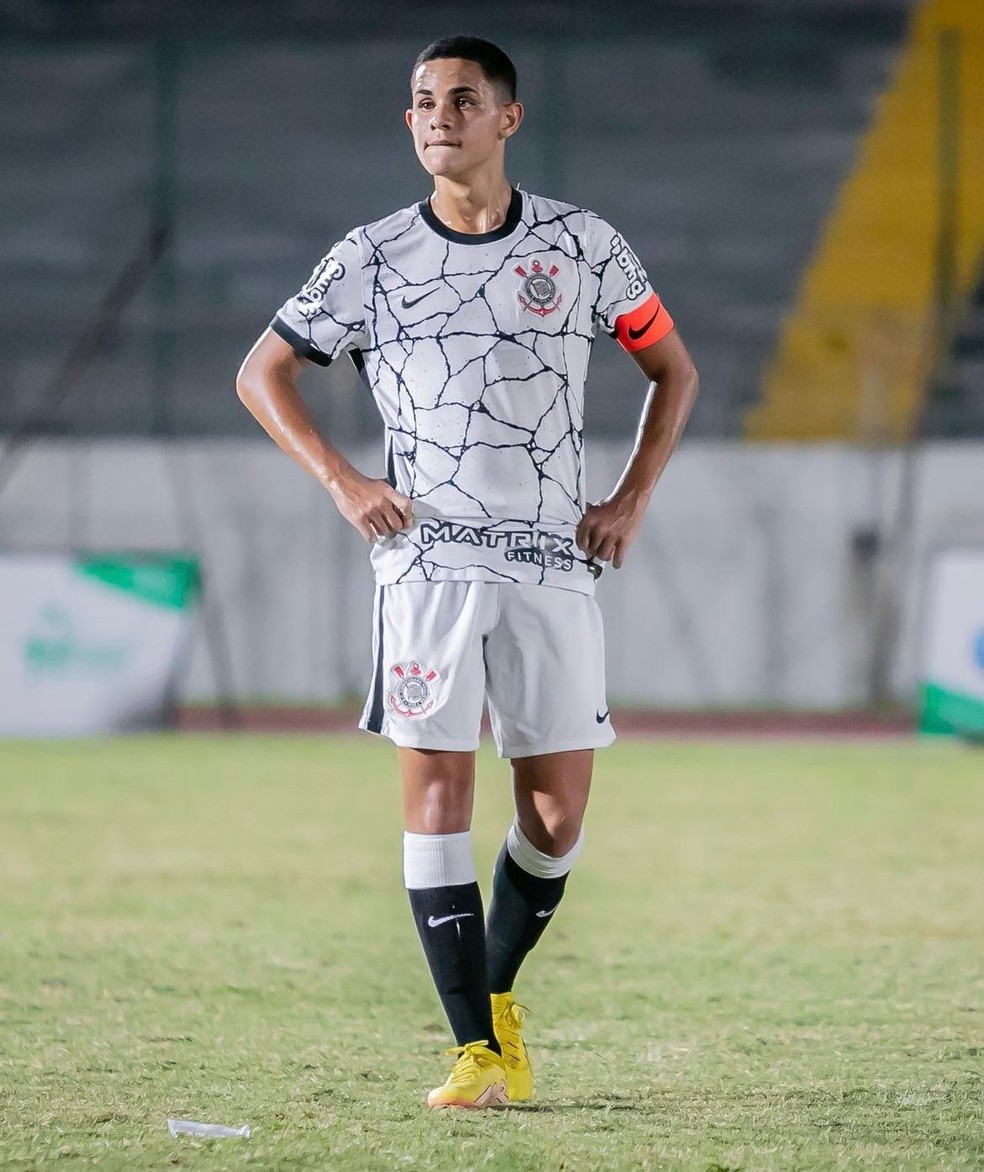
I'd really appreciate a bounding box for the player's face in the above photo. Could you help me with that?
[406,58,522,180]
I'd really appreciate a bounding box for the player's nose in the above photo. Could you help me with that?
[429,102,454,129]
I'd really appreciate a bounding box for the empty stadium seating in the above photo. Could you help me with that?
[1,4,931,442]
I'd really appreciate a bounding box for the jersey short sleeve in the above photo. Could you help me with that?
[589,218,674,353]
[271,234,368,366]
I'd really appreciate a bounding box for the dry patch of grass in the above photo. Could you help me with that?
[1,735,982,1169]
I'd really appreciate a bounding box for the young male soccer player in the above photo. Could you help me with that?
[237,36,698,1109]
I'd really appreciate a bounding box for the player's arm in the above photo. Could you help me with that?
[576,328,698,569]
[236,328,412,542]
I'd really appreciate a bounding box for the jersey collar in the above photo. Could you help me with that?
[419,188,523,245]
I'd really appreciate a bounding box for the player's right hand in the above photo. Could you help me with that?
[329,471,413,543]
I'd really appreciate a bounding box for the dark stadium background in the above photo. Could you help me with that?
[2,0,927,443]
[2,0,982,727]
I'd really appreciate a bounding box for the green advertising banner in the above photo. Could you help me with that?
[2,553,200,736]
[918,549,984,740]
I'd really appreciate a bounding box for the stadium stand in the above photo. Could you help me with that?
[1,1,924,442]
[923,265,984,436]
[746,0,984,442]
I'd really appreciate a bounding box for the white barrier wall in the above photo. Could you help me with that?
[1,440,982,707]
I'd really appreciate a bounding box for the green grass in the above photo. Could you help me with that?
[1,735,982,1170]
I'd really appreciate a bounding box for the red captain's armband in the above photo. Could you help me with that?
[613,292,674,353]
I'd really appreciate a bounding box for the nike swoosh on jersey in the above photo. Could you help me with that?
[401,288,438,309]
[596,709,610,723]
[627,307,660,340]
[535,905,560,918]
[427,913,475,928]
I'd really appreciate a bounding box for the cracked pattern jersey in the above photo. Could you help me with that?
[272,189,674,595]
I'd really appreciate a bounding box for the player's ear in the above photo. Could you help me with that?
[405,108,414,132]
[499,100,523,140]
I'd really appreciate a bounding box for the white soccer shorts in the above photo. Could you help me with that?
[359,581,615,758]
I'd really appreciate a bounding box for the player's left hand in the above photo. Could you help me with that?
[576,492,648,570]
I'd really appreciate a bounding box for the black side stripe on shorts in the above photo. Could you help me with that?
[366,586,387,733]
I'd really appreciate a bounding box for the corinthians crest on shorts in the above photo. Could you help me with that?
[515,260,562,316]
[389,661,440,717]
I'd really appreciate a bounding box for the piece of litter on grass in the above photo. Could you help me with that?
[167,1118,251,1139]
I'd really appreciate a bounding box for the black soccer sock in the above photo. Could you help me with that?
[407,883,499,1051]
[486,820,584,995]
[404,831,499,1053]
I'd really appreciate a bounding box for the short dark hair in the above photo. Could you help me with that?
[413,36,517,102]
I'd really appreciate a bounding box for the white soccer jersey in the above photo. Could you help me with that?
[273,189,673,595]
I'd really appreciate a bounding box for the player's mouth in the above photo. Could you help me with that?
[426,141,460,148]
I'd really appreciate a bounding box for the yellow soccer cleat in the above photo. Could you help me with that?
[491,992,533,1102]
[426,1041,509,1110]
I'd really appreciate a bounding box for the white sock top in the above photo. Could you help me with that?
[403,830,477,890]
[506,819,584,880]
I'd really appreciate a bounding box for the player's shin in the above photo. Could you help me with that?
[486,820,584,994]
[404,831,500,1054]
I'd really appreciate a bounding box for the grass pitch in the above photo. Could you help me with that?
[1,735,982,1170]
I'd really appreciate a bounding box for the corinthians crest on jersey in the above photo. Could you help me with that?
[515,260,562,316]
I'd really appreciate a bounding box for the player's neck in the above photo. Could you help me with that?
[429,174,514,236]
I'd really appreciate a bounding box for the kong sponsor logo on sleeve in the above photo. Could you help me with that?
[388,661,440,717]
[609,233,647,302]
[295,253,346,318]
[515,259,562,317]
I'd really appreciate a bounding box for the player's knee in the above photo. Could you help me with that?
[516,811,583,860]
[508,817,584,876]
[409,779,472,835]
